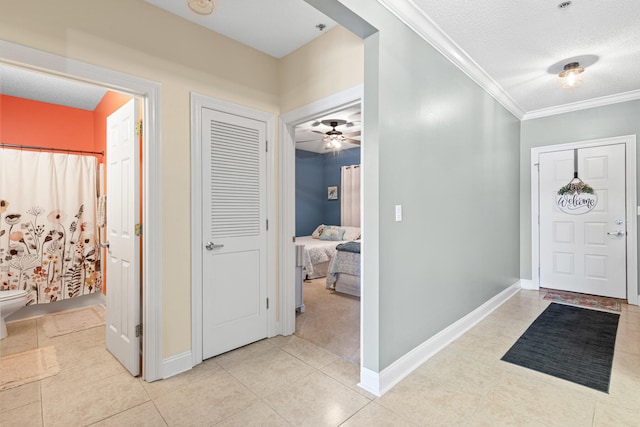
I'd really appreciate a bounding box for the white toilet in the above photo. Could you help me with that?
[0,289,28,339]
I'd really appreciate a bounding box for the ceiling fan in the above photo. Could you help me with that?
[297,119,361,150]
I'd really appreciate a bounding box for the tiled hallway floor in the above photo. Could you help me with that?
[1,289,639,426]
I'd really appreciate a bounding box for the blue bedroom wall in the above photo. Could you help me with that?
[295,147,361,236]
[295,150,325,236]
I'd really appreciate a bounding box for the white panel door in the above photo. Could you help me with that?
[201,107,268,359]
[106,98,141,375]
[539,144,626,298]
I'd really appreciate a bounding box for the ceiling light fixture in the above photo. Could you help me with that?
[325,134,344,150]
[559,62,584,88]
[188,0,215,15]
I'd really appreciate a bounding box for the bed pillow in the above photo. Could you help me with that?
[319,225,346,241]
[340,226,361,241]
[311,224,325,239]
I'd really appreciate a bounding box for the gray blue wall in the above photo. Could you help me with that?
[520,99,640,296]
[335,0,522,372]
[295,147,361,236]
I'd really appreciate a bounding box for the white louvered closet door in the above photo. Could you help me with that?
[201,107,268,360]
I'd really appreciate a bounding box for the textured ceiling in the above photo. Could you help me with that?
[0,65,107,111]
[381,0,640,118]
[144,0,338,59]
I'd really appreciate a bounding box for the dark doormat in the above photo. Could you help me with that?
[501,303,619,393]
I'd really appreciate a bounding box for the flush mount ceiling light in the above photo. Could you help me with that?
[188,0,215,15]
[559,62,585,88]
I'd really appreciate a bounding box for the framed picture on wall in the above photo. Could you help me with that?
[328,186,339,200]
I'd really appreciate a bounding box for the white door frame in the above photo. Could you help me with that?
[190,93,276,366]
[277,85,363,335]
[0,39,163,380]
[531,135,638,305]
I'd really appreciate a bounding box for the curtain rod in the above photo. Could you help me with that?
[0,142,104,156]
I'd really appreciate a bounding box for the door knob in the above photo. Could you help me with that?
[607,230,625,237]
[205,242,224,250]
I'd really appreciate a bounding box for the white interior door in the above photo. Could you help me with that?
[539,144,626,298]
[105,98,141,375]
[201,107,268,359]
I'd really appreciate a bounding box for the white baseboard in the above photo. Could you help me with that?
[519,279,537,290]
[162,351,193,379]
[358,366,382,396]
[360,281,521,397]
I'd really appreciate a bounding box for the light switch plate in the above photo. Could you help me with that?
[395,205,402,221]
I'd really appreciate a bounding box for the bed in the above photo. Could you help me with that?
[326,241,361,297]
[296,225,360,279]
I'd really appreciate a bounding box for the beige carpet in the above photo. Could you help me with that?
[295,278,360,363]
[0,346,60,390]
[41,305,106,338]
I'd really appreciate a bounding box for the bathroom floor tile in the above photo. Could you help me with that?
[0,401,43,427]
[0,381,40,413]
[1,319,38,356]
[41,372,149,426]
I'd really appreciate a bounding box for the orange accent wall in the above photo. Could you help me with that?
[1,95,95,155]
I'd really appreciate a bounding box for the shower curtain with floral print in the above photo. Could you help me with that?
[0,149,101,305]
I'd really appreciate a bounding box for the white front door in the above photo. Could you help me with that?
[105,98,141,375]
[539,144,626,299]
[201,107,268,359]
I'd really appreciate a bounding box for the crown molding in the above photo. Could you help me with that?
[522,89,640,120]
[377,0,526,119]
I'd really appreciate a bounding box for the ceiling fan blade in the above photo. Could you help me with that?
[344,138,361,145]
[342,130,361,138]
[311,129,327,135]
[296,138,323,143]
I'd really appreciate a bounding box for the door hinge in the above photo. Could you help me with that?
[136,120,143,136]
[135,223,143,236]
[266,219,269,231]
[266,298,269,309]
[135,324,142,337]
[266,140,268,152]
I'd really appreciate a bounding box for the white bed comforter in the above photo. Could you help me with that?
[296,236,347,277]
[326,250,360,287]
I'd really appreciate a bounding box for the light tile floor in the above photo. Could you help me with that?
[1,289,638,426]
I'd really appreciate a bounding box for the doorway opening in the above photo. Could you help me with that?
[292,104,362,363]
[0,40,162,381]
[279,85,363,365]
